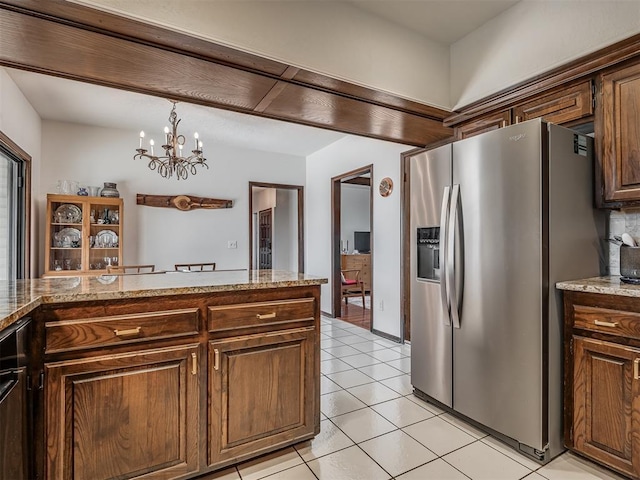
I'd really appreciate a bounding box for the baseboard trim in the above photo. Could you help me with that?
[320,310,334,318]
[372,328,402,344]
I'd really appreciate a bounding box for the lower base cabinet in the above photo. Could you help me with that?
[564,291,640,479]
[572,336,640,478]
[37,286,321,480]
[45,344,200,480]
[208,327,317,466]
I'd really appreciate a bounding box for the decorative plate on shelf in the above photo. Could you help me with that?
[95,229,119,248]
[54,204,82,223]
[54,227,81,247]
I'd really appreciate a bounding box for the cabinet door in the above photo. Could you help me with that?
[45,344,200,480]
[455,110,511,140]
[209,328,317,467]
[512,81,592,125]
[598,62,640,205]
[573,336,640,477]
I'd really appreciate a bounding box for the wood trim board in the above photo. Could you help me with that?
[0,0,452,147]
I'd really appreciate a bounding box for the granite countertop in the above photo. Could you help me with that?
[556,276,640,298]
[0,270,327,331]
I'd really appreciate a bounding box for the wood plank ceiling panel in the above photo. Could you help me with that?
[0,1,454,146]
[0,0,291,77]
[264,83,452,146]
[0,9,279,111]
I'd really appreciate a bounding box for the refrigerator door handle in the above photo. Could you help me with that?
[447,184,462,329]
[439,186,452,326]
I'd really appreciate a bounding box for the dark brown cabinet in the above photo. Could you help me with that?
[454,81,593,140]
[208,327,317,466]
[513,81,592,126]
[572,336,640,478]
[36,285,321,479]
[44,344,201,480]
[597,61,640,206]
[454,110,511,139]
[564,291,640,479]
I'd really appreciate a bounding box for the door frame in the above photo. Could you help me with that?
[248,182,304,272]
[331,165,373,323]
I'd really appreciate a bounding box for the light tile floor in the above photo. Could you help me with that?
[207,316,627,480]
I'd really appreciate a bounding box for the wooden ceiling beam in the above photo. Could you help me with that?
[0,0,452,147]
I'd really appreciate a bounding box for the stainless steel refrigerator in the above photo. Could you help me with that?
[409,119,605,462]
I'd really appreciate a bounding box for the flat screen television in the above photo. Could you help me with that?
[354,231,370,253]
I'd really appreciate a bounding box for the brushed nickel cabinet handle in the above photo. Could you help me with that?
[113,326,142,337]
[191,352,197,375]
[256,312,276,320]
[213,349,220,371]
[594,319,618,328]
[634,359,640,380]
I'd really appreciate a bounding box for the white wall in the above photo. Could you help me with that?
[0,69,42,277]
[307,136,409,339]
[39,121,306,274]
[73,0,451,109]
[341,184,370,253]
[451,0,640,109]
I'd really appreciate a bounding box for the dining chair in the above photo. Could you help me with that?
[341,269,365,305]
[174,262,216,272]
[106,264,155,274]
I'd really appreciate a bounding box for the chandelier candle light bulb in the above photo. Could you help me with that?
[133,101,208,180]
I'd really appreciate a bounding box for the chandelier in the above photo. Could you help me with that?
[134,101,208,180]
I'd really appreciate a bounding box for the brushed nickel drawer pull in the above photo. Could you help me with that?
[256,312,277,320]
[635,359,640,380]
[213,349,220,371]
[113,326,142,337]
[594,319,618,328]
[191,352,197,375]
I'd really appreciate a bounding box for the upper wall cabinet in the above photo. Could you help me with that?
[454,81,593,140]
[512,81,593,126]
[455,110,512,140]
[597,61,640,207]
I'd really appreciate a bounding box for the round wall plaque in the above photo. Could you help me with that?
[379,177,393,197]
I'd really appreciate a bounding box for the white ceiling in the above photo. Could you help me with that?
[348,0,520,44]
[7,1,520,155]
[6,68,346,157]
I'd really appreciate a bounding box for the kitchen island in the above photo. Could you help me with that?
[2,270,326,480]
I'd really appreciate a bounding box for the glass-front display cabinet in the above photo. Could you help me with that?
[44,194,123,276]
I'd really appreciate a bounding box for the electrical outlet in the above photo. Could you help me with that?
[379,300,384,311]
[227,240,237,249]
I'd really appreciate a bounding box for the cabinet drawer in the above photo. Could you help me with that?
[572,304,640,339]
[208,298,314,332]
[45,308,200,353]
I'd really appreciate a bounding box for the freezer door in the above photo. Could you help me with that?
[410,144,453,407]
[452,120,546,450]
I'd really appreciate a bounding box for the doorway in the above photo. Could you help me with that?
[249,182,304,272]
[331,165,373,330]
